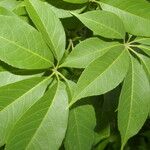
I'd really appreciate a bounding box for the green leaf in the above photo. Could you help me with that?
[0,0,19,11]
[134,37,150,45]
[0,71,42,87]
[71,46,129,104]
[0,6,15,16]
[138,54,150,79]
[136,45,150,57]
[0,76,52,146]
[65,80,77,102]
[47,0,87,18]
[64,104,96,150]
[0,15,53,70]
[118,56,150,150]
[63,0,88,4]
[100,0,150,37]
[13,2,27,16]
[25,0,66,61]
[5,81,68,150]
[72,10,125,39]
[61,38,121,68]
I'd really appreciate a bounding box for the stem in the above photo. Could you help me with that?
[90,0,100,4]
[129,44,139,47]
[127,47,141,60]
[127,34,133,43]
[120,145,124,150]
[56,71,74,109]
[66,39,73,52]
[55,61,59,70]
[49,72,55,78]
[56,71,69,83]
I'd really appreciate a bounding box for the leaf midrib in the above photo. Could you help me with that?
[0,36,51,64]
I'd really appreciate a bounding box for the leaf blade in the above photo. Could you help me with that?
[0,76,52,146]
[5,81,68,150]
[0,16,53,69]
[100,0,150,37]
[72,10,125,39]
[25,0,66,61]
[61,38,121,68]
[71,46,129,104]
[118,56,150,149]
[64,104,96,150]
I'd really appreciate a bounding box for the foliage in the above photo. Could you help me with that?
[0,0,150,150]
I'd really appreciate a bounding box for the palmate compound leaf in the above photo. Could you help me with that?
[0,76,53,146]
[5,81,69,150]
[70,45,129,105]
[71,10,125,39]
[61,37,122,68]
[64,104,96,150]
[118,56,150,150]
[0,15,53,70]
[25,0,66,61]
[100,0,150,37]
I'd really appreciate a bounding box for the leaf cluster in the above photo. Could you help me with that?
[0,0,150,150]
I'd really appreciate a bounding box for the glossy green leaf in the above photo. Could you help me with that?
[5,81,68,150]
[63,0,88,4]
[71,46,129,104]
[61,38,121,68]
[0,76,52,146]
[72,10,125,39]
[118,57,150,150]
[25,0,66,61]
[0,15,53,69]
[64,104,96,150]
[100,0,150,37]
